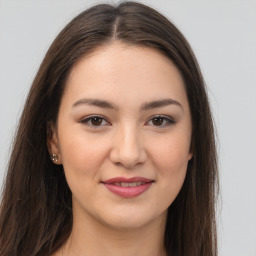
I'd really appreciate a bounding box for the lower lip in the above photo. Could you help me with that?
[103,182,153,198]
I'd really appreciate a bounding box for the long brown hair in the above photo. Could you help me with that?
[0,2,218,255]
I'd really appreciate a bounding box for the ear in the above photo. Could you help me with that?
[47,122,62,164]
[188,137,194,161]
[188,152,193,161]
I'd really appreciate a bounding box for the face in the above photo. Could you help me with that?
[48,42,192,230]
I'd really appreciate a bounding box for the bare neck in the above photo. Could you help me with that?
[54,211,167,256]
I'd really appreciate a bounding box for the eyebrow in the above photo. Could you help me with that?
[141,98,183,111]
[72,98,183,111]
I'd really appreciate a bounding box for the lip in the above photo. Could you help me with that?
[102,176,154,198]
[103,177,153,184]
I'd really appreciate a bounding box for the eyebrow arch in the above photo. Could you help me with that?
[141,98,183,111]
[72,98,183,111]
[72,98,119,110]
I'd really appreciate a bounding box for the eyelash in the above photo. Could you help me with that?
[80,115,175,129]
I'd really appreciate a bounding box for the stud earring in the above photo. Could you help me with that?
[51,153,58,163]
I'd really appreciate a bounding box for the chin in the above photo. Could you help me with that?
[96,208,166,231]
[102,216,151,231]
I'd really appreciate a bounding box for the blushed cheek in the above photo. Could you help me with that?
[154,143,189,184]
[162,157,188,180]
[62,138,109,183]
[164,155,188,199]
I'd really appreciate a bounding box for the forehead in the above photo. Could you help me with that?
[63,42,189,111]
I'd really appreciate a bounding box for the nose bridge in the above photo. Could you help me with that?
[110,122,146,168]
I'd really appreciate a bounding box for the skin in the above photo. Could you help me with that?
[49,42,193,256]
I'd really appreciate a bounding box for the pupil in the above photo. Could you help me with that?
[153,117,163,126]
[91,117,102,126]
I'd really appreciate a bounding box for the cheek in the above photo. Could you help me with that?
[151,133,190,171]
[149,134,190,196]
[58,131,108,180]
[157,150,188,190]
[58,134,109,205]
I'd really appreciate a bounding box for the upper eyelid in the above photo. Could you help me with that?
[145,115,175,126]
[146,114,174,121]
[80,114,175,126]
[80,114,109,121]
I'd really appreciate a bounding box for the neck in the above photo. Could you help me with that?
[56,210,167,256]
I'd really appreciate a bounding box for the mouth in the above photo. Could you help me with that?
[110,181,148,187]
[101,177,154,198]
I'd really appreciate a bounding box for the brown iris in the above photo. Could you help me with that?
[91,117,103,126]
[152,117,164,126]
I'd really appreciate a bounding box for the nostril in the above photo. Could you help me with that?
[109,129,147,168]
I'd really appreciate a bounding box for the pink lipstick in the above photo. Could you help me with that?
[102,177,153,198]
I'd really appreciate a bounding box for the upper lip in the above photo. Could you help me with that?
[102,177,154,184]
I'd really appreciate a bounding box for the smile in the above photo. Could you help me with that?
[112,182,146,187]
[102,177,154,198]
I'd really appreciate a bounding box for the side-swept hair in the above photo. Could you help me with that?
[0,2,218,255]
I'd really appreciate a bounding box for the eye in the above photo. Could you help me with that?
[146,115,175,127]
[80,115,110,128]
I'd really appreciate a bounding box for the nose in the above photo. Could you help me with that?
[109,125,147,169]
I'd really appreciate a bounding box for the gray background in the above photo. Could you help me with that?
[0,0,255,255]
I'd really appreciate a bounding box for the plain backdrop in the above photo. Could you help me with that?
[0,0,256,255]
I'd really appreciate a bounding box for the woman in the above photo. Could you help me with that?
[0,2,218,256]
